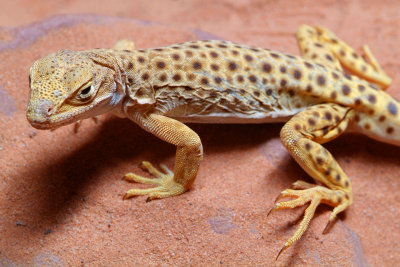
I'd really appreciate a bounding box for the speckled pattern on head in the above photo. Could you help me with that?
[26,24,400,259]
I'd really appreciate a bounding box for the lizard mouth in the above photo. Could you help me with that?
[27,109,76,130]
[29,121,53,129]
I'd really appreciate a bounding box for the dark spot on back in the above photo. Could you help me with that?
[317,75,326,86]
[304,62,313,69]
[201,77,209,85]
[388,102,398,115]
[344,74,352,81]
[342,85,351,95]
[305,143,311,150]
[262,63,272,73]
[280,66,286,73]
[127,62,133,69]
[193,61,202,69]
[214,76,222,84]
[185,50,193,57]
[244,54,253,62]
[156,61,166,69]
[285,54,296,59]
[270,53,280,58]
[160,74,167,82]
[141,72,149,81]
[211,64,219,71]
[228,62,237,71]
[210,51,218,58]
[325,112,332,120]
[248,75,257,83]
[173,74,181,81]
[368,94,377,104]
[172,54,180,60]
[293,69,302,80]
[322,126,329,134]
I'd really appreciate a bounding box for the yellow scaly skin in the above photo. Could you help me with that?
[27,25,397,258]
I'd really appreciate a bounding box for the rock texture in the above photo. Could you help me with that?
[1,1,400,266]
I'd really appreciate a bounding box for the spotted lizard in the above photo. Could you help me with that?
[27,25,396,258]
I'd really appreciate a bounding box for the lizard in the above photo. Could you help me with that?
[26,24,397,258]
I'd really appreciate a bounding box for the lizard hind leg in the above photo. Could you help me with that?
[270,103,355,259]
[297,24,391,89]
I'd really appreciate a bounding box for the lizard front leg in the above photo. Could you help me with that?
[123,112,202,201]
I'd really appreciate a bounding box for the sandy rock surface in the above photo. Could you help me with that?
[0,1,399,266]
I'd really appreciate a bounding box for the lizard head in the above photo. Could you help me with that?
[27,49,124,129]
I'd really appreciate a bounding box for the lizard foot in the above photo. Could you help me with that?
[123,161,185,201]
[267,182,351,259]
[73,117,99,133]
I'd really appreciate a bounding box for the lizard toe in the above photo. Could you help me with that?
[123,161,185,200]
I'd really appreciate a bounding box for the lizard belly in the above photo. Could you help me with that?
[170,112,292,124]
[162,89,322,124]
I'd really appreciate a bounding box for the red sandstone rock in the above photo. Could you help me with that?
[0,1,400,265]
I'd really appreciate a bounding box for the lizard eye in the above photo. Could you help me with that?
[80,86,91,96]
[29,75,31,87]
[74,84,94,102]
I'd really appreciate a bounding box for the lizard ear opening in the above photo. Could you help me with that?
[129,86,156,105]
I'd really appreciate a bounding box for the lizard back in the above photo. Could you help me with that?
[109,40,395,124]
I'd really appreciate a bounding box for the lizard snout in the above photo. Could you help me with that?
[26,98,55,127]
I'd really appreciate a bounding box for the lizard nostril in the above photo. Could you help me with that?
[35,99,54,117]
